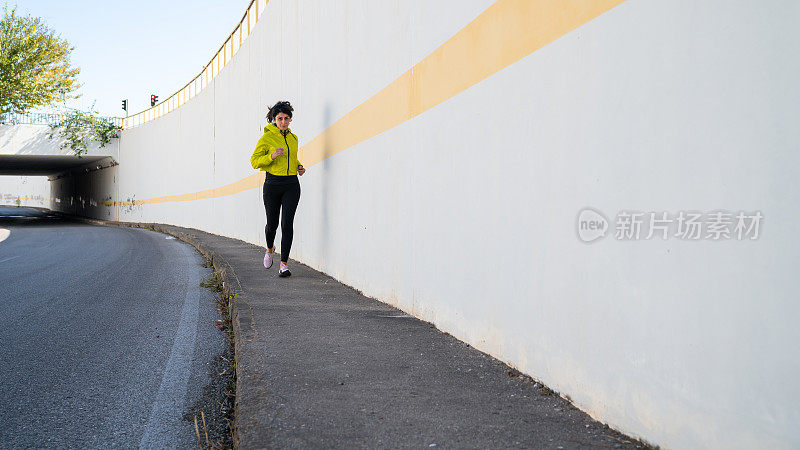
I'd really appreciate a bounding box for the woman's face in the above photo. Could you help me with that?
[275,112,291,131]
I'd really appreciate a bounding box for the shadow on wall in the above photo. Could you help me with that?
[317,104,333,261]
[0,125,64,155]
[50,165,118,220]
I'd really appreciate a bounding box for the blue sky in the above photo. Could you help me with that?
[8,0,250,117]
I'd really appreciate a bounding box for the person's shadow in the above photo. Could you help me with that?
[317,104,333,263]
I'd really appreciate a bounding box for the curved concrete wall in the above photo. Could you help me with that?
[50,1,800,448]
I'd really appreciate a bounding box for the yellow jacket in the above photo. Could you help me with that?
[250,124,302,175]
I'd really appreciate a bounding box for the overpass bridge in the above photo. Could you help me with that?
[0,113,120,177]
[2,1,798,448]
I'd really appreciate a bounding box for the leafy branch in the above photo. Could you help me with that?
[48,107,120,156]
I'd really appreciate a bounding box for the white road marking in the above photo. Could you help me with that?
[139,244,201,449]
[0,255,21,264]
[0,228,10,243]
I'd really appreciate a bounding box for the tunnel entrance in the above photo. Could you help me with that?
[0,154,113,176]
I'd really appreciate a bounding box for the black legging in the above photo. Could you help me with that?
[262,175,301,263]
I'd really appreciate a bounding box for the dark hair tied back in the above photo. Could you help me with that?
[267,101,293,123]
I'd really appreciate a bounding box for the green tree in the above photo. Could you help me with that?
[0,7,81,114]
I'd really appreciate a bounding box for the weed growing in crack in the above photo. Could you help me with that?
[187,266,236,449]
[200,271,224,293]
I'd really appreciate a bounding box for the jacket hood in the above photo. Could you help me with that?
[264,123,292,135]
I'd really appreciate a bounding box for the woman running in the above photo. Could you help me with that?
[250,101,305,277]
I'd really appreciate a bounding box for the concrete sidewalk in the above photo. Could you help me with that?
[89,220,650,449]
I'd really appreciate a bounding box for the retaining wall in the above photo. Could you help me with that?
[45,1,800,448]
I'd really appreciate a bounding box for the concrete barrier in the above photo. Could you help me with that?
[42,1,800,447]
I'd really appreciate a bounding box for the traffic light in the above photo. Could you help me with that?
[121,99,128,111]
[150,94,158,107]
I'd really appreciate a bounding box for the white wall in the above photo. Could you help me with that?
[0,175,50,208]
[51,1,800,448]
[0,123,119,158]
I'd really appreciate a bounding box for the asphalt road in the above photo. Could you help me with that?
[0,206,226,449]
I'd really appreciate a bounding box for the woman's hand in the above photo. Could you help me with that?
[272,147,285,158]
[298,165,306,176]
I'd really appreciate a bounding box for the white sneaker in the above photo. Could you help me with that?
[263,249,274,269]
[279,263,291,278]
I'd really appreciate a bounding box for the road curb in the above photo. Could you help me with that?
[57,215,249,449]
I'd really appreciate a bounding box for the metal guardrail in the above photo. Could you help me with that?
[2,1,264,131]
[123,0,267,129]
[0,112,123,128]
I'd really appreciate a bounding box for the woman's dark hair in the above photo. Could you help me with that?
[267,101,293,123]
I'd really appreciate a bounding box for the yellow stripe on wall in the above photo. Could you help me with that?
[104,0,626,207]
[301,0,626,167]
[112,172,265,206]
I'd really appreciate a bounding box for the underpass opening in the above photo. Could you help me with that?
[0,154,113,176]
